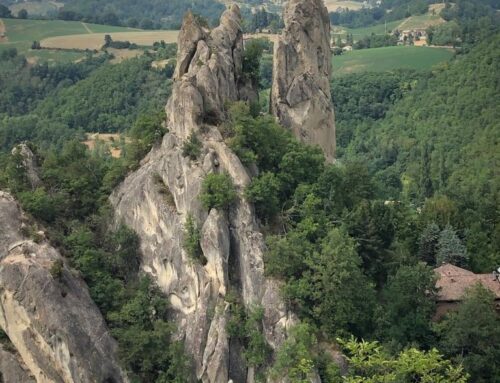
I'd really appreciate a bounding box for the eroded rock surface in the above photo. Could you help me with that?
[0,191,127,383]
[0,345,35,383]
[271,0,336,162]
[111,5,295,382]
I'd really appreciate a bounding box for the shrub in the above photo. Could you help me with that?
[153,173,175,208]
[183,214,205,263]
[200,172,237,210]
[50,259,64,280]
[245,172,281,222]
[182,133,202,160]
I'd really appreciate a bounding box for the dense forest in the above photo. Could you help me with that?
[58,0,225,29]
[0,0,499,381]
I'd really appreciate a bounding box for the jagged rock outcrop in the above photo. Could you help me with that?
[11,144,41,189]
[271,0,336,162]
[0,191,127,383]
[0,345,36,383]
[111,5,295,382]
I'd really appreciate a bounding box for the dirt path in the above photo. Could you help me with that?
[81,22,93,34]
[0,19,7,43]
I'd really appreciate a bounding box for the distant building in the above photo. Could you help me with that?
[342,45,353,52]
[434,264,500,319]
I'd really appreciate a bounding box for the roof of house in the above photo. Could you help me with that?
[435,263,500,302]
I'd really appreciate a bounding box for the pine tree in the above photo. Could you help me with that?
[436,225,468,267]
[418,222,441,265]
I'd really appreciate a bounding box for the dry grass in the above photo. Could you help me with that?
[41,30,179,50]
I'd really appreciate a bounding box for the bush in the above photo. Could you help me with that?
[50,259,64,280]
[183,214,205,263]
[200,172,237,210]
[182,133,202,160]
[245,172,281,222]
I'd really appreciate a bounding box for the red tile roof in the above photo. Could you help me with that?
[435,264,500,302]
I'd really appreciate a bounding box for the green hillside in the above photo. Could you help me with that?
[336,35,500,271]
[332,45,454,76]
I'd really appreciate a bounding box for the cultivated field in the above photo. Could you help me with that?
[0,18,178,62]
[325,0,364,12]
[397,14,445,30]
[41,31,179,50]
[332,45,454,76]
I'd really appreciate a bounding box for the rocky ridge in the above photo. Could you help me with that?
[0,191,127,383]
[111,5,295,382]
[271,0,336,162]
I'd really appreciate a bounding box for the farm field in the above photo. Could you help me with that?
[324,0,364,12]
[332,45,454,76]
[397,14,445,30]
[333,20,403,39]
[0,18,157,62]
[41,30,179,50]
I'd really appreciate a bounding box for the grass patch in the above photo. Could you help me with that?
[332,46,454,76]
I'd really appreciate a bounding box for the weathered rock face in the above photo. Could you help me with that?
[0,191,127,383]
[271,0,336,162]
[111,5,295,382]
[11,144,41,189]
[0,345,36,383]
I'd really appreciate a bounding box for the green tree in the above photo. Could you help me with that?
[245,172,281,223]
[271,324,318,383]
[182,214,204,263]
[18,9,28,19]
[0,4,11,18]
[418,222,441,265]
[436,284,500,383]
[308,228,376,338]
[378,263,437,348]
[200,172,237,211]
[339,337,469,383]
[436,225,468,267]
[181,133,202,160]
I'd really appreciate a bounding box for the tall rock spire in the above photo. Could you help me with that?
[271,0,336,162]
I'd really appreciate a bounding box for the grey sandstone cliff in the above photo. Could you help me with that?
[0,345,35,383]
[0,191,127,383]
[271,0,336,162]
[111,5,296,382]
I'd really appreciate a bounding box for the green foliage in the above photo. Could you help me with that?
[271,324,318,383]
[436,225,468,267]
[337,35,500,272]
[200,172,237,211]
[418,222,440,265]
[49,259,64,280]
[435,284,500,383]
[378,263,437,348]
[338,337,469,383]
[60,0,225,28]
[181,133,202,160]
[242,38,265,87]
[227,299,271,369]
[245,172,281,223]
[182,214,204,263]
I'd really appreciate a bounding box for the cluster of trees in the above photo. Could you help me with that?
[329,0,430,29]
[428,0,499,48]
[335,34,499,272]
[0,52,173,151]
[57,0,225,29]
[243,7,283,33]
